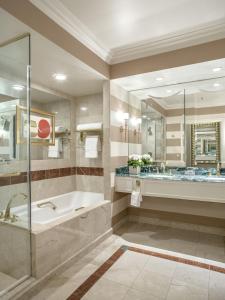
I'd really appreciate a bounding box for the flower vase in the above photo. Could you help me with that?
[129,166,141,175]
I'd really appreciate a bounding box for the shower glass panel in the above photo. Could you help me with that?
[0,35,31,295]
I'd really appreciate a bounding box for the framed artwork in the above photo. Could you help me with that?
[16,105,55,145]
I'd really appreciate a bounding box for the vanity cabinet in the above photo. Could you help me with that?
[115,176,225,204]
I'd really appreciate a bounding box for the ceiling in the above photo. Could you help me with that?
[31,0,225,63]
[0,8,105,101]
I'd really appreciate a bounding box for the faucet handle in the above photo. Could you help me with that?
[10,214,18,223]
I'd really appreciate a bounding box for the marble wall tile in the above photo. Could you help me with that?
[31,176,76,202]
[75,175,104,193]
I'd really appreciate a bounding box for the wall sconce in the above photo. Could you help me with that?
[133,118,142,136]
[117,111,129,140]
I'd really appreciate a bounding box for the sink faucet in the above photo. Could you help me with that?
[4,193,28,221]
[160,162,166,173]
[217,161,221,176]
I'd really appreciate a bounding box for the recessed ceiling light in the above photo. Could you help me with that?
[142,115,147,119]
[12,85,25,91]
[53,73,67,81]
[80,106,87,111]
[213,67,222,72]
[213,83,220,87]
[156,77,163,81]
[166,90,172,93]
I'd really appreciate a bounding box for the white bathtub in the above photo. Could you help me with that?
[21,191,112,278]
[15,191,105,225]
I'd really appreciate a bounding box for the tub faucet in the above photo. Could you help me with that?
[4,193,28,221]
[37,201,57,210]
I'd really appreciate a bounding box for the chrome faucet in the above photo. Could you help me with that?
[216,161,221,176]
[37,201,57,210]
[161,162,166,174]
[4,193,28,221]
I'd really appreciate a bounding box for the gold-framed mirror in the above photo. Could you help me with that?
[191,122,220,165]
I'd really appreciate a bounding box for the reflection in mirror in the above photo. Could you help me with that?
[141,99,165,161]
[0,86,71,162]
[31,90,71,160]
[129,76,225,170]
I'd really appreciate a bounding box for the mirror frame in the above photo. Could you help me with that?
[191,122,220,165]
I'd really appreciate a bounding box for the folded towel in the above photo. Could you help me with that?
[48,138,62,158]
[131,191,142,207]
[85,135,101,158]
[77,123,102,131]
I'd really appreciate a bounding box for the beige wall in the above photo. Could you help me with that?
[73,93,104,192]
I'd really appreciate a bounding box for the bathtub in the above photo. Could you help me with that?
[16,191,105,225]
[15,191,111,278]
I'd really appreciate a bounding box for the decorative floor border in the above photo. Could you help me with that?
[67,245,225,300]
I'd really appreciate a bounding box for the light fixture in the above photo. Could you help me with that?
[156,77,163,81]
[213,83,220,87]
[136,118,142,125]
[142,115,147,119]
[53,73,67,81]
[166,89,172,93]
[213,67,222,72]
[117,111,129,140]
[12,85,25,91]
[80,106,88,111]
[123,112,129,120]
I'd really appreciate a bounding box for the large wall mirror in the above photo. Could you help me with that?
[127,75,225,169]
[0,85,71,163]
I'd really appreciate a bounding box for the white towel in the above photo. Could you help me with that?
[77,123,102,131]
[131,191,142,207]
[85,135,101,158]
[48,138,62,158]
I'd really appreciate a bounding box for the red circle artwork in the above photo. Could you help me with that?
[38,119,50,138]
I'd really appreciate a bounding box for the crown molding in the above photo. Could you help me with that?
[30,0,112,63]
[29,0,225,65]
[111,19,225,64]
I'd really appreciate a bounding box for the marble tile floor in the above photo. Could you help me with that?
[116,222,225,263]
[26,222,225,300]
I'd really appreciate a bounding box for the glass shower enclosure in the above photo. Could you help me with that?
[0,34,31,295]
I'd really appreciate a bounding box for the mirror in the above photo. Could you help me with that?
[128,76,225,168]
[0,83,71,162]
[191,122,220,165]
[31,91,71,160]
[141,99,166,161]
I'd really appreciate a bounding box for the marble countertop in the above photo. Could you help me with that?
[116,173,225,183]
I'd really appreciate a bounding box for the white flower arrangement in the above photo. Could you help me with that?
[141,153,153,165]
[128,154,143,168]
